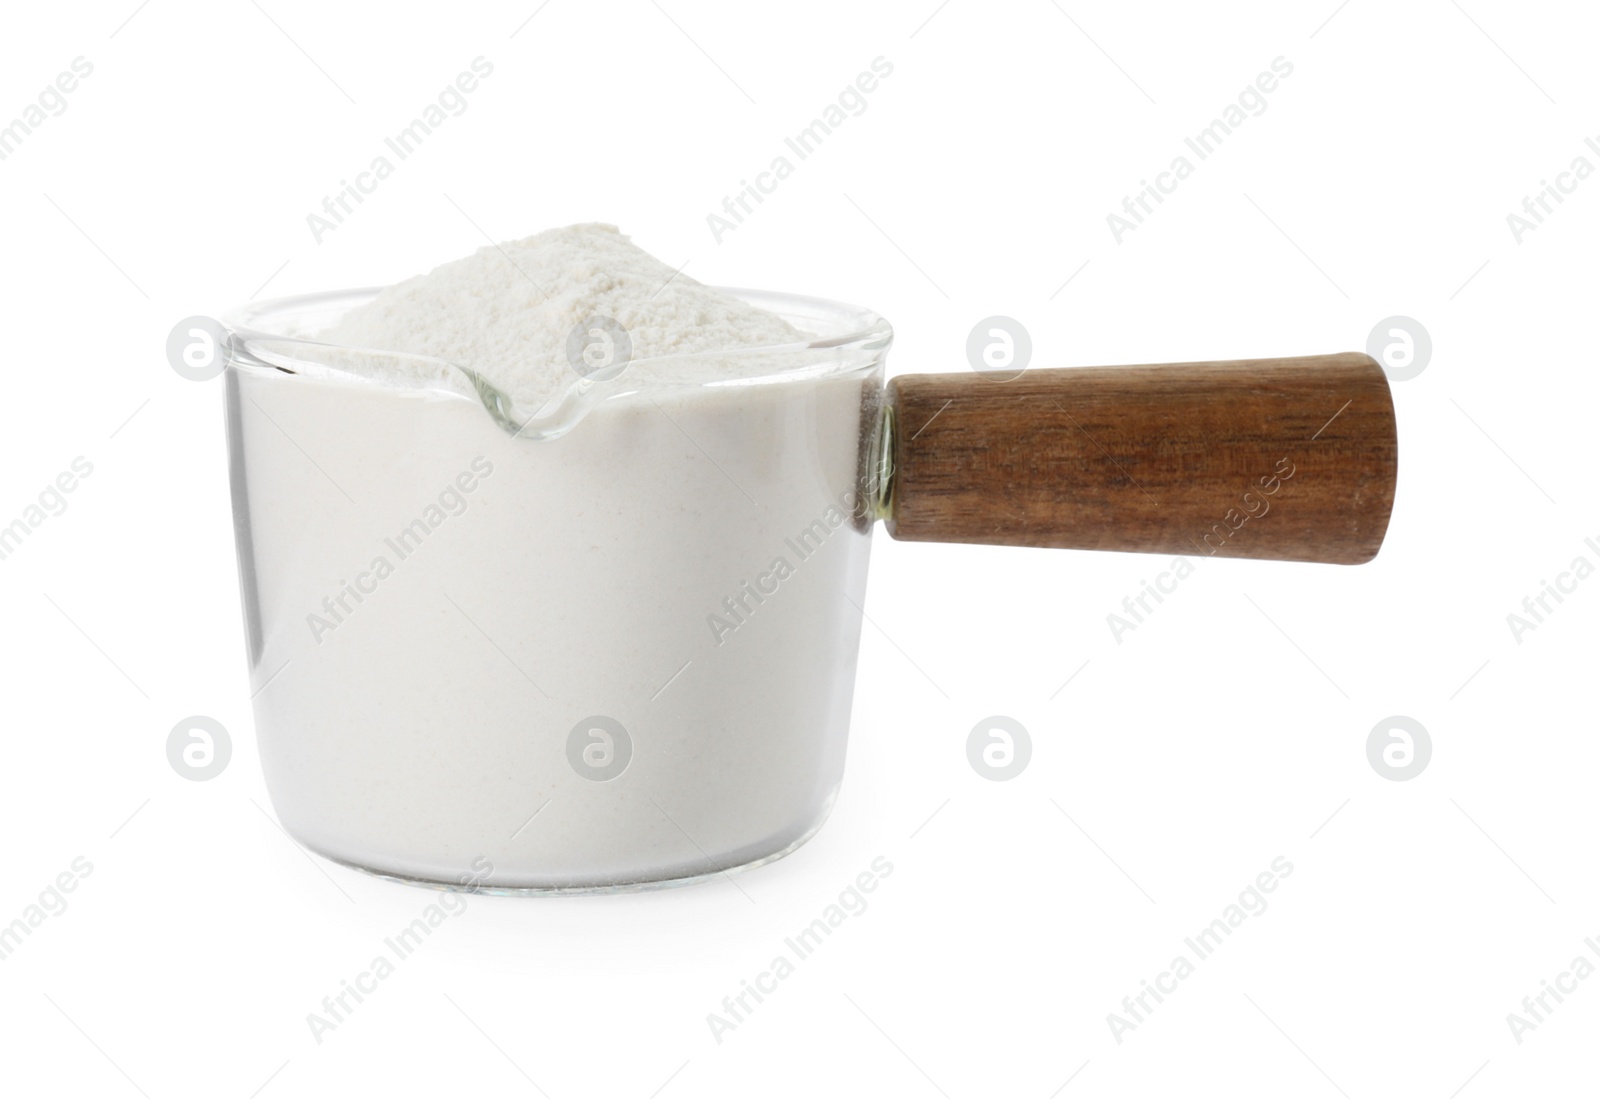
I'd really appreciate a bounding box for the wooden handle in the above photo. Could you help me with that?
[885,353,1397,564]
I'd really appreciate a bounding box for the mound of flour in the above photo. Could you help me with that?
[320,223,808,410]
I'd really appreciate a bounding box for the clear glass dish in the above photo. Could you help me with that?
[224,289,892,893]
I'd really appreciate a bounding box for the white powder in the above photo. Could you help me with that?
[319,223,809,412]
[231,226,887,891]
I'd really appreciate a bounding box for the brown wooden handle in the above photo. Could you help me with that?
[885,353,1397,564]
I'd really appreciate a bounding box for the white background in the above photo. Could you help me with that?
[1,1,1596,1095]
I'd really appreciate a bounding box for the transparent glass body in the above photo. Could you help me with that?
[224,290,891,893]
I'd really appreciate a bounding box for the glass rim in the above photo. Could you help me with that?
[222,286,892,440]
[224,285,893,377]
